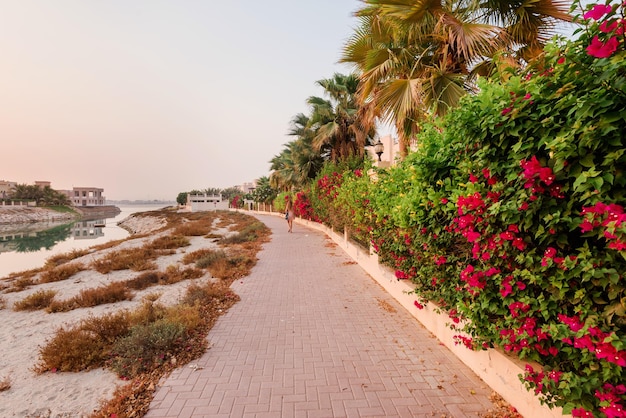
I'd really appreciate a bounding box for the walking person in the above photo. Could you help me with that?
[285,195,294,233]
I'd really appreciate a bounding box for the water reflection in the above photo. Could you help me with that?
[0,204,168,278]
[0,223,73,253]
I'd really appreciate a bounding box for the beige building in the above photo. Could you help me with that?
[65,187,106,206]
[240,181,256,194]
[186,193,229,212]
[367,134,405,168]
[0,180,17,198]
[35,181,51,189]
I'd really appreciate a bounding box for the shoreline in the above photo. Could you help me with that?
[0,205,120,225]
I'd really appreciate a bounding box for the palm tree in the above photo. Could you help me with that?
[287,113,325,179]
[269,144,298,192]
[341,0,572,156]
[307,73,378,162]
[252,176,277,204]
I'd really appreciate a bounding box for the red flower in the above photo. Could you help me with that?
[583,4,612,20]
[557,56,566,64]
[599,19,625,35]
[587,35,619,58]
[501,107,513,116]
[572,408,594,417]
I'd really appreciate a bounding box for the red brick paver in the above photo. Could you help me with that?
[146,214,495,417]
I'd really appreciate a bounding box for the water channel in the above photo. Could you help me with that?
[0,204,170,278]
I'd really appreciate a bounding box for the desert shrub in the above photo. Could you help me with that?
[47,282,133,313]
[0,376,11,392]
[182,282,234,306]
[108,320,185,378]
[163,304,202,333]
[13,289,57,311]
[126,271,168,290]
[36,328,107,372]
[173,221,213,237]
[219,230,255,245]
[39,262,85,283]
[184,248,227,268]
[3,271,39,293]
[205,258,231,279]
[80,311,133,344]
[146,235,190,250]
[91,247,157,273]
[45,249,89,268]
[164,265,205,284]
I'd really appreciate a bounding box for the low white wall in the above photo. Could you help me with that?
[254,210,567,418]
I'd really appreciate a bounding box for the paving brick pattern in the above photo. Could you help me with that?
[146,214,495,417]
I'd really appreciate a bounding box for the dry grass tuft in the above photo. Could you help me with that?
[91,247,157,274]
[13,289,57,311]
[0,376,11,392]
[126,271,169,291]
[47,282,133,313]
[2,268,42,293]
[45,249,90,268]
[39,262,86,284]
[184,248,228,269]
[146,235,190,250]
[163,265,205,284]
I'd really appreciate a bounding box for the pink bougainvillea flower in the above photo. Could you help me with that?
[572,408,594,417]
[512,238,526,251]
[583,4,613,20]
[558,314,584,332]
[557,56,566,64]
[469,173,478,183]
[501,107,513,116]
[599,19,624,34]
[414,300,424,309]
[519,202,529,211]
[587,35,619,58]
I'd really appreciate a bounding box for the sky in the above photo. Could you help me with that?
[1,1,588,202]
[1,0,361,201]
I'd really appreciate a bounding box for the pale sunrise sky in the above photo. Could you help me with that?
[1,0,361,200]
[1,1,585,201]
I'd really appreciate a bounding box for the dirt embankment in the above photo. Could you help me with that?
[0,207,78,225]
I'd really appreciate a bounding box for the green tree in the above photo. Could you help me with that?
[252,176,277,204]
[307,73,378,162]
[341,0,572,156]
[12,184,70,206]
[176,192,188,206]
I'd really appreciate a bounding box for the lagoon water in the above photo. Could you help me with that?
[0,204,170,278]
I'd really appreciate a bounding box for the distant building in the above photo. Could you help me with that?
[240,181,256,194]
[35,181,51,189]
[186,193,229,212]
[0,180,17,199]
[62,187,107,206]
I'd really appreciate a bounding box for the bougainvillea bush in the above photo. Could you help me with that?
[308,3,626,416]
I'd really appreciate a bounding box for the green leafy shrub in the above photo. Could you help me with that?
[108,320,185,378]
[308,6,626,415]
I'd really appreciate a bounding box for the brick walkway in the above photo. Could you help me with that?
[146,214,495,417]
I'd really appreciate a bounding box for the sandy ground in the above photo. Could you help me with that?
[0,214,226,417]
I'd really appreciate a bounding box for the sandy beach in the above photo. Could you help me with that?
[0,211,234,417]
